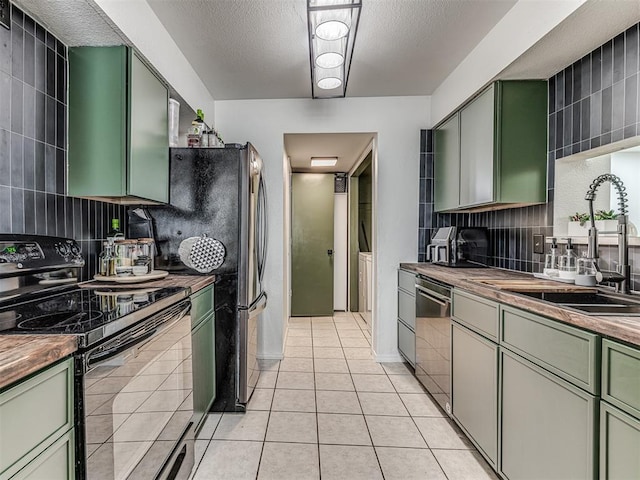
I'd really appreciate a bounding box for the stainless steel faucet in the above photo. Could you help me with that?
[585,174,631,294]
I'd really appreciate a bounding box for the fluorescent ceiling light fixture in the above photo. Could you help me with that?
[316,20,348,40]
[307,0,361,99]
[311,157,338,167]
[316,52,344,69]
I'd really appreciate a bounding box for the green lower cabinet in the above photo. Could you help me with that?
[600,401,640,479]
[192,312,216,432]
[0,359,74,480]
[451,321,498,467]
[10,429,74,480]
[499,348,597,480]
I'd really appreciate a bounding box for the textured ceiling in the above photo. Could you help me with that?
[500,0,640,80]
[15,0,127,46]
[285,133,374,173]
[147,0,517,100]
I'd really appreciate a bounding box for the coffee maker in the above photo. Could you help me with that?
[427,227,489,267]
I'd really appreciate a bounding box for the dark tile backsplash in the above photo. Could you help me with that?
[0,4,125,280]
[550,23,640,158]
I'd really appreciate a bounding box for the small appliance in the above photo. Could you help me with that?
[426,227,489,267]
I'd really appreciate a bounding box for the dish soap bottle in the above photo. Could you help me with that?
[558,238,578,280]
[543,237,559,277]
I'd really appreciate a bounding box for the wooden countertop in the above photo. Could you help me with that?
[0,274,214,391]
[81,274,216,294]
[400,263,640,347]
[0,335,77,391]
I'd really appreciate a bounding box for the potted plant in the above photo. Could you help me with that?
[594,210,619,236]
[568,210,619,236]
[567,212,590,236]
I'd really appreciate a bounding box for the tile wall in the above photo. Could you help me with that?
[419,20,640,290]
[0,5,125,279]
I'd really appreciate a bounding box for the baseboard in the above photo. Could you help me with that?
[258,353,284,361]
[374,352,404,363]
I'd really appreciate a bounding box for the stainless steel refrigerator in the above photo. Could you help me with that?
[148,143,267,411]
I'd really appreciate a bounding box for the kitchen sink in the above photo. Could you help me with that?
[518,291,640,316]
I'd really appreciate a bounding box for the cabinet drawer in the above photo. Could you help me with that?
[452,289,499,340]
[0,359,73,477]
[191,285,214,329]
[398,320,415,366]
[9,429,75,480]
[398,269,416,295]
[602,339,640,418]
[398,289,416,330]
[500,306,599,393]
[600,401,640,480]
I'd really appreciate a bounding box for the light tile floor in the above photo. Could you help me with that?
[191,312,498,479]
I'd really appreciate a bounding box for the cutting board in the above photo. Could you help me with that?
[473,278,597,293]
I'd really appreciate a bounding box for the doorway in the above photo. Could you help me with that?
[284,133,376,324]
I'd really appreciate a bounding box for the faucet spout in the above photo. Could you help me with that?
[584,174,630,294]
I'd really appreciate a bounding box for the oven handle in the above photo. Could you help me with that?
[84,301,191,373]
[415,285,451,306]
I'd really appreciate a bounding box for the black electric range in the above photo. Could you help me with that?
[0,285,189,347]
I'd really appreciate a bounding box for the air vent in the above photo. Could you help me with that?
[334,174,348,193]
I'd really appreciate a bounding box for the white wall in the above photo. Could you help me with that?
[94,0,215,120]
[431,0,586,125]
[216,96,429,361]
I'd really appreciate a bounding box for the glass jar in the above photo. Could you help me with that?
[98,242,116,276]
[114,240,137,276]
[136,238,155,273]
[575,256,597,286]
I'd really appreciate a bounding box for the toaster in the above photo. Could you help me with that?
[427,227,489,267]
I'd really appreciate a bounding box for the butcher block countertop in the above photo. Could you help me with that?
[401,263,640,347]
[0,335,77,391]
[82,274,215,294]
[0,274,214,391]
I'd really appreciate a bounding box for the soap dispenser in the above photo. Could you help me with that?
[544,237,559,277]
[558,238,578,280]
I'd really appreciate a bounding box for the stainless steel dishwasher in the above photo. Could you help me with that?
[415,275,453,415]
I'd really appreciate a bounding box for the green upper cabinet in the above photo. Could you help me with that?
[68,46,169,204]
[434,113,460,212]
[434,80,548,212]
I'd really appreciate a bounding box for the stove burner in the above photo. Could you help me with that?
[18,311,104,330]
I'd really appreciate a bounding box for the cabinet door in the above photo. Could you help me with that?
[192,313,216,433]
[451,321,497,467]
[9,429,74,480]
[68,46,128,197]
[128,52,169,203]
[434,113,460,211]
[500,348,597,480]
[459,85,495,207]
[600,401,640,480]
[398,320,415,367]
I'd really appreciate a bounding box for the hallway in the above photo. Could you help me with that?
[191,313,497,479]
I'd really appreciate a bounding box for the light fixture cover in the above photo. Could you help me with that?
[307,0,361,99]
[311,157,338,167]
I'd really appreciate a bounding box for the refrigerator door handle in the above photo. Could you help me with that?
[249,291,267,315]
[257,173,268,284]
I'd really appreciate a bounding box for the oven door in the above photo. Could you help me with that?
[80,300,194,480]
[414,279,452,415]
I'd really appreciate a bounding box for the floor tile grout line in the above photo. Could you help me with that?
[310,318,322,480]
[254,360,280,479]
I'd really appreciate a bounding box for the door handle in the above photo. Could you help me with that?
[327,249,333,256]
